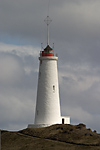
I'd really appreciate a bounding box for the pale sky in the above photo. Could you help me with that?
[0,0,100,132]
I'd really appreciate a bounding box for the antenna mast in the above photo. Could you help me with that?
[44,16,52,45]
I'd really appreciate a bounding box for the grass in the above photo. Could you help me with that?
[2,123,100,150]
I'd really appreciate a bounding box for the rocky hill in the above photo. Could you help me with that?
[2,123,100,150]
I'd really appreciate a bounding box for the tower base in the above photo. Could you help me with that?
[28,124,52,128]
[28,116,70,128]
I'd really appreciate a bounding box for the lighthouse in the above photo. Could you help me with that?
[28,16,70,128]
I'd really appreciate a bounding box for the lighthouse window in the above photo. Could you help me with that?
[53,85,55,92]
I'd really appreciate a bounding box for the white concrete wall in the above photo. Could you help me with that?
[61,116,70,124]
[34,56,61,125]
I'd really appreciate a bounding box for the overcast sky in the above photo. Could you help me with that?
[0,0,100,132]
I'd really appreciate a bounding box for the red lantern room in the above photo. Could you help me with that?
[42,45,53,57]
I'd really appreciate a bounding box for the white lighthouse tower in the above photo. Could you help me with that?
[28,16,70,128]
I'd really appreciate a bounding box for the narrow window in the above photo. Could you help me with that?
[53,85,55,93]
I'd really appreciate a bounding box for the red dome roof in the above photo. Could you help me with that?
[44,45,53,51]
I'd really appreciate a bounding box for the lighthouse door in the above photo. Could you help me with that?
[62,118,64,124]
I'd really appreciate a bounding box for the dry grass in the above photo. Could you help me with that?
[2,124,100,150]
